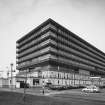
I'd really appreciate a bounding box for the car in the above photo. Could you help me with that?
[82,85,100,93]
[49,85,68,90]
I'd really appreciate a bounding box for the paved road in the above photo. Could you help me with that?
[0,88,105,105]
[52,94,105,105]
[46,88,105,105]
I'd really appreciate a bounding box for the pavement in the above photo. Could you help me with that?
[0,87,82,96]
[0,87,105,101]
[0,87,59,96]
[0,87,81,96]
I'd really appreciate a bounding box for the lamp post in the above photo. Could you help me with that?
[57,28,60,86]
[23,68,28,103]
[10,63,13,90]
[0,71,3,78]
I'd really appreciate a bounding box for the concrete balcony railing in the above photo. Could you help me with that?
[57,28,105,60]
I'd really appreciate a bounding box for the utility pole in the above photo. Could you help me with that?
[10,63,13,90]
[57,28,60,86]
[0,71,3,78]
[6,67,9,78]
[58,66,59,86]
[23,68,28,104]
[42,81,45,95]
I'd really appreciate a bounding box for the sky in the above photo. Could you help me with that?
[0,0,105,76]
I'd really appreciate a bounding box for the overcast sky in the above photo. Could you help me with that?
[0,0,105,73]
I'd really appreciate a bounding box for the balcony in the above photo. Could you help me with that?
[57,28,105,60]
[18,32,50,53]
[18,24,54,48]
[55,34,105,64]
[17,54,55,69]
[18,46,52,63]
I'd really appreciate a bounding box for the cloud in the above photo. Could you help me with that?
[0,0,39,26]
[0,0,105,71]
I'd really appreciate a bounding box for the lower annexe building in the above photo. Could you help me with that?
[16,18,105,88]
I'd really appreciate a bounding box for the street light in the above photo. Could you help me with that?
[0,71,3,78]
[6,66,10,78]
[23,68,28,103]
[10,63,13,90]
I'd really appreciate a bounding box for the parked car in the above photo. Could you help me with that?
[49,85,68,90]
[82,85,100,93]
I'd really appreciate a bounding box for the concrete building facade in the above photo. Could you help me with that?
[16,19,105,88]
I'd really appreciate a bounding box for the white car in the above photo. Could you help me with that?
[82,85,100,93]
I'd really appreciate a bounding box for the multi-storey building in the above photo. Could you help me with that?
[16,18,105,88]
